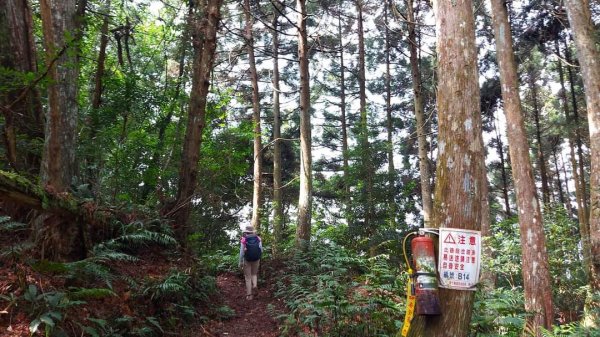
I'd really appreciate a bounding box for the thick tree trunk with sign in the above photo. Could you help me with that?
[295,0,312,249]
[407,0,486,335]
[564,0,600,319]
[490,0,554,333]
[244,0,262,232]
[173,0,223,243]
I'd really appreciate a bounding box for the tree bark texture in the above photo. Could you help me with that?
[407,0,433,226]
[0,0,44,174]
[39,0,80,192]
[244,0,263,232]
[173,0,223,242]
[408,0,486,335]
[271,3,283,257]
[564,0,600,306]
[295,0,312,248]
[490,0,554,333]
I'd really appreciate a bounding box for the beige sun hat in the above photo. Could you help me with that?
[243,225,256,234]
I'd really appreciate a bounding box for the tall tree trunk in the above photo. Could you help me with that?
[560,152,574,218]
[244,0,263,232]
[337,7,351,227]
[528,66,551,205]
[87,0,111,194]
[39,0,81,192]
[91,1,110,111]
[356,0,374,248]
[564,0,600,318]
[556,39,590,253]
[271,2,283,257]
[564,40,589,222]
[295,0,312,249]
[493,117,512,217]
[0,0,44,173]
[38,0,88,260]
[408,0,486,334]
[173,0,223,243]
[407,0,433,226]
[552,146,566,206]
[384,5,396,228]
[490,0,554,333]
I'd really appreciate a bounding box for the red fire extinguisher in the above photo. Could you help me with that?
[410,234,441,315]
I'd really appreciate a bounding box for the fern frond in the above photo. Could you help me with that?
[0,242,34,260]
[68,288,116,300]
[143,271,190,301]
[117,230,177,247]
[0,216,28,232]
[66,260,114,287]
[90,249,139,263]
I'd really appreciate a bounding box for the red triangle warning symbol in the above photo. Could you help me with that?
[444,233,456,244]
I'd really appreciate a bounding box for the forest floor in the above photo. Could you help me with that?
[202,272,283,337]
[0,251,285,337]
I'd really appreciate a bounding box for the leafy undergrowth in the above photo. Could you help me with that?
[270,243,406,337]
[0,216,224,337]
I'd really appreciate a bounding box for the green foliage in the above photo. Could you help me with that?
[137,267,217,329]
[471,287,527,336]
[214,305,236,320]
[67,287,116,301]
[200,248,240,274]
[0,216,32,263]
[537,322,600,337]
[483,217,523,288]
[543,204,588,315]
[0,215,28,232]
[78,315,163,337]
[273,243,403,336]
[142,270,190,301]
[22,284,85,336]
[474,205,593,335]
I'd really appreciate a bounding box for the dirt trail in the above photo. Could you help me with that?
[203,272,282,337]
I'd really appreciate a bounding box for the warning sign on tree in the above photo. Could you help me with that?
[438,228,481,290]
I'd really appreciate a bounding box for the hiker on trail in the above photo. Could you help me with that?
[239,225,262,300]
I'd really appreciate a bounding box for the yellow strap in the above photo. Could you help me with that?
[400,272,416,337]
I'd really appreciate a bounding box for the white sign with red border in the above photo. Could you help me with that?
[438,228,481,290]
